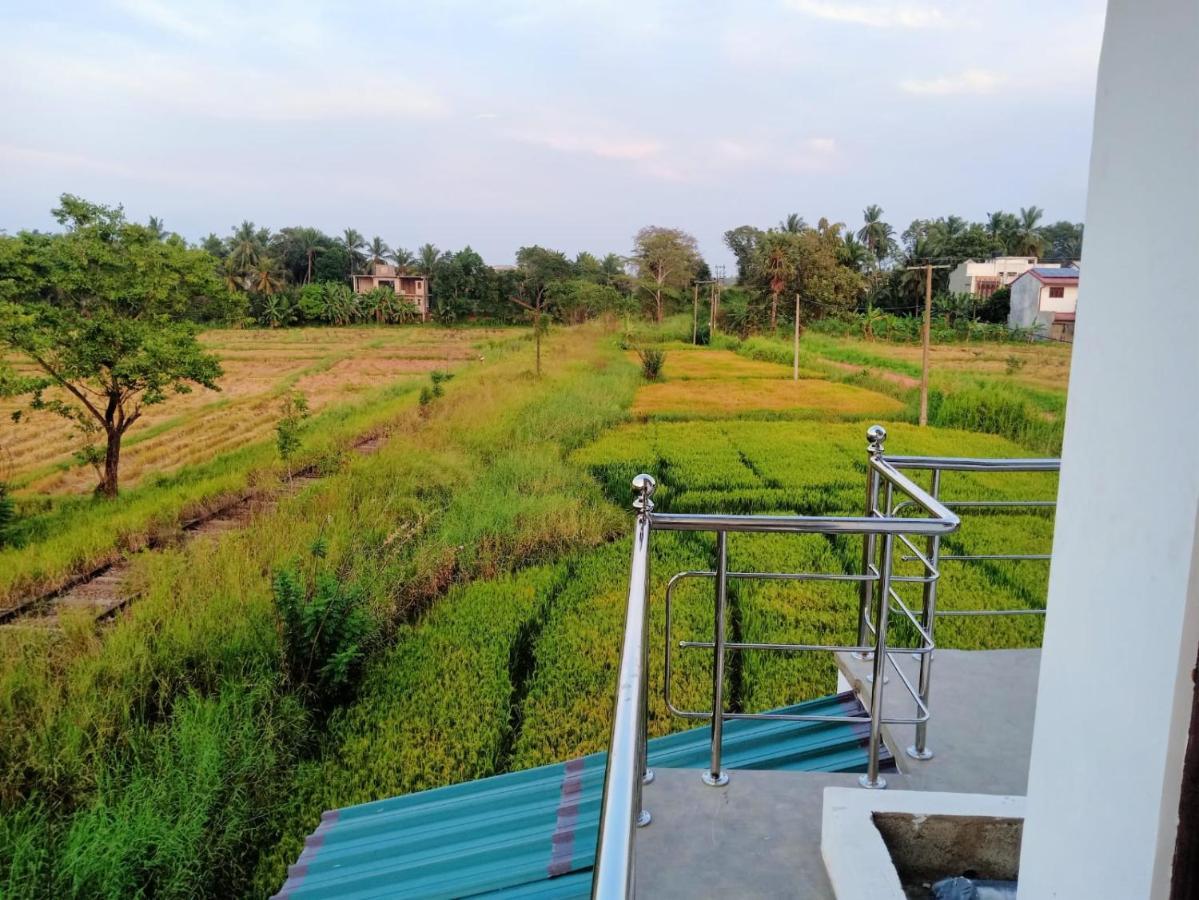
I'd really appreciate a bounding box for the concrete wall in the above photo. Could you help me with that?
[950,257,1049,296]
[1007,275,1045,330]
[1018,1,1199,898]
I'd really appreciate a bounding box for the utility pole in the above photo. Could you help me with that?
[793,292,801,381]
[904,262,953,426]
[692,282,699,345]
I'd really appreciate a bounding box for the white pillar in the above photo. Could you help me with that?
[1019,2,1199,898]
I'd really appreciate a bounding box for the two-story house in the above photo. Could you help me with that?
[352,263,429,321]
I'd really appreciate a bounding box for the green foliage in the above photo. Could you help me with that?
[272,564,375,708]
[275,391,310,473]
[0,196,230,496]
[0,483,12,549]
[638,347,666,380]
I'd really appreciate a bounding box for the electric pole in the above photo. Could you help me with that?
[904,262,952,426]
[793,292,801,381]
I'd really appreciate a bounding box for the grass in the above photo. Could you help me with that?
[632,377,905,418]
[1,319,1067,897]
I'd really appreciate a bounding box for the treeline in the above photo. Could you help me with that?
[723,205,1083,326]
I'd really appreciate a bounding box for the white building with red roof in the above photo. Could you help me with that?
[1009,266,1079,341]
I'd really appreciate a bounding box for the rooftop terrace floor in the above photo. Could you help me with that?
[634,649,1040,898]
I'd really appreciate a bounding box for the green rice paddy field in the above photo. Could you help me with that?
[0,322,1064,898]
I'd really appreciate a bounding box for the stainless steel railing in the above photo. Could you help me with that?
[592,425,1059,899]
[881,451,1059,760]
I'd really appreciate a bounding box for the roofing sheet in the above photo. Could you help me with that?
[274,690,887,899]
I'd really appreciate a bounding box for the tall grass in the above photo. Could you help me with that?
[0,325,640,898]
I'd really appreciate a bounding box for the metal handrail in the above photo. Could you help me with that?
[592,474,655,899]
[591,426,1060,899]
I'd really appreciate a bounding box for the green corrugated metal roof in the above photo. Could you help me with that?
[274,691,887,899]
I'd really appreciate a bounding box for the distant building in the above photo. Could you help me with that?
[352,263,429,321]
[1008,267,1080,341]
[947,256,1059,298]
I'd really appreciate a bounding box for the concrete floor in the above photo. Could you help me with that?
[837,649,1040,796]
[633,649,1040,897]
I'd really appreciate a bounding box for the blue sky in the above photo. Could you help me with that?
[0,0,1105,268]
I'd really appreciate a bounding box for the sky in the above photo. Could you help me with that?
[0,0,1106,269]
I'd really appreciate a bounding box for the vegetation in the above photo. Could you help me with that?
[0,197,231,497]
[0,188,1079,897]
[637,347,666,380]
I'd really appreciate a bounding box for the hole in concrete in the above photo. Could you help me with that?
[871,812,1022,899]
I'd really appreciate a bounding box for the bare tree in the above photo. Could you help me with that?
[631,226,701,323]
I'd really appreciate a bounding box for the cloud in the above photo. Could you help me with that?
[509,123,663,161]
[900,68,1005,95]
[4,44,448,121]
[115,0,211,40]
[786,0,950,29]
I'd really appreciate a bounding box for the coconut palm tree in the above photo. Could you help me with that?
[857,205,895,265]
[340,228,367,277]
[779,213,807,234]
[229,221,263,272]
[417,243,442,277]
[389,246,416,271]
[251,257,286,295]
[293,227,325,283]
[840,233,872,273]
[147,216,167,239]
[1016,206,1046,256]
[366,236,391,270]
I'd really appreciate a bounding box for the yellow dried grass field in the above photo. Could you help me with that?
[632,377,906,417]
[1,327,502,494]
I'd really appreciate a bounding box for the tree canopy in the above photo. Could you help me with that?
[0,195,229,496]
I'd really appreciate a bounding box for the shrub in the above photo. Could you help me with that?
[275,391,310,476]
[272,563,375,709]
[638,347,666,380]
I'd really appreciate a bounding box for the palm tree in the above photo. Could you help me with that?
[229,221,263,272]
[1016,206,1046,256]
[251,257,286,295]
[366,236,391,270]
[295,227,325,283]
[218,256,244,293]
[857,205,895,265]
[840,233,872,273]
[779,213,807,234]
[340,228,367,277]
[147,216,167,239]
[417,243,442,277]
[754,234,796,330]
[389,246,416,271]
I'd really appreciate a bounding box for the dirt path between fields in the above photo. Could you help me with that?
[0,433,388,630]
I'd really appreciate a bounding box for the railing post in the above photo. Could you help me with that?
[856,425,886,658]
[702,530,730,786]
[908,468,941,761]
[860,530,894,790]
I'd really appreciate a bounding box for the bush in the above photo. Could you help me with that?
[637,347,666,380]
[272,563,376,709]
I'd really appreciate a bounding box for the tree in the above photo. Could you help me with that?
[779,213,807,234]
[417,243,442,277]
[0,196,228,497]
[228,221,265,272]
[366,236,390,269]
[1040,221,1084,261]
[723,225,763,282]
[275,391,309,477]
[1015,206,1045,256]
[339,228,366,276]
[857,205,896,265]
[631,226,700,323]
[753,231,798,330]
[294,227,326,283]
[512,246,572,376]
[389,245,416,270]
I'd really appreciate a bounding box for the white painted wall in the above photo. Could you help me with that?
[948,257,1047,295]
[1039,285,1077,314]
[1018,2,1199,898]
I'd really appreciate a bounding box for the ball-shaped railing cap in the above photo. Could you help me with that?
[631,473,657,496]
[866,424,887,451]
